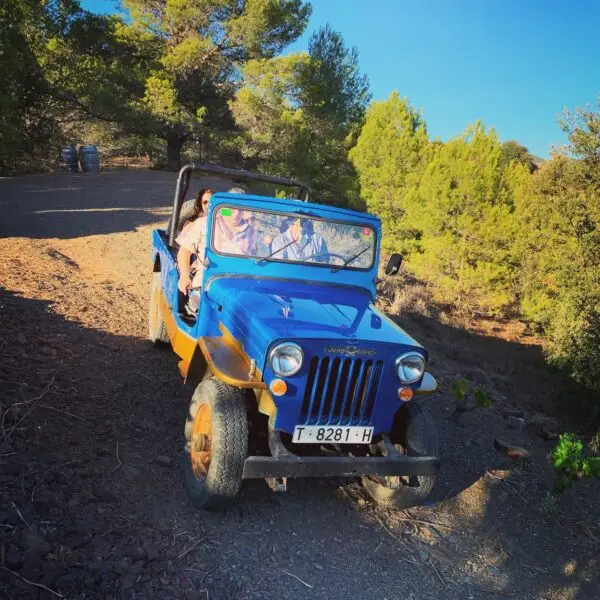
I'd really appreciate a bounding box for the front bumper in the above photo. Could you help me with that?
[242,454,440,479]
[241,426,440,480]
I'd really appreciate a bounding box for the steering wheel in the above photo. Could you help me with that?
[300,252,347,264]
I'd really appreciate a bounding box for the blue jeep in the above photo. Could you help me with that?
[149,164,440,510]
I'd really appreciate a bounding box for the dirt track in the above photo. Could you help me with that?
[0,170,598,600]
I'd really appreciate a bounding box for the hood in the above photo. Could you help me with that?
[205,276,422,362]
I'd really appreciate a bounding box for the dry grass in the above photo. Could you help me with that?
[102,155,151,170]
[377,273,432,317]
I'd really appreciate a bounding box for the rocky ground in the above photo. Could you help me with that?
[0,170,598,600]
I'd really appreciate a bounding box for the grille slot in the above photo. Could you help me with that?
[300,356,383,426]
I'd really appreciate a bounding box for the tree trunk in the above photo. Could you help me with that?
[166,135,183,171]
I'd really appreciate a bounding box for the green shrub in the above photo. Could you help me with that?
[550,433,600,490]
[450,378,493,411]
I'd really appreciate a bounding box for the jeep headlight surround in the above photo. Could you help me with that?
[269,342,303,377]
[395,352,426,384]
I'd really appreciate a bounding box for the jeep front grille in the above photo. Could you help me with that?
[300,357,383,426]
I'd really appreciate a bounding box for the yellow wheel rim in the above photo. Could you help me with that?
[190,403,212,479]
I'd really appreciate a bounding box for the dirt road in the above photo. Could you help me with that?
[0,170,598,599]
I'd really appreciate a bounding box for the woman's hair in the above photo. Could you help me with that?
[193,188,214,218]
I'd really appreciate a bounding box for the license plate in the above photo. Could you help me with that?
[292,425,373,444]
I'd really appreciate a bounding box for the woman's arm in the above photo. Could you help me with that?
[177,247,193,294]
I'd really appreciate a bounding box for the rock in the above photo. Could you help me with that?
[503,408,524,418]
[155,455,172,467]
[54,571,81,588]
[22,550,45,577]
[34,489,62,510]
[18,530,51,556]
[314,563,324,570]
[143,540,159,561]
[6,544,23,569]
[130,561,145,575]
[92,484,118,503]
[67,531,88,548]
[0,440,14,454]
[526,414,559,441]
[124,545,147,561]
[40,346,57,357]
[89,559,109,576]
[17,333,27,345]
[111,564,127,576]
[494,439,531,460]
[540,427,558,441]
[507,416,525,431]
[32,354,52,363]
[152,560,168,575]
[419,526,436,542]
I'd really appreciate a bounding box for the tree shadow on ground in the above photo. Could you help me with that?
[1,286,598,600]
[0,170,283,240]
[0,171,175,239]
[366,309,600,600]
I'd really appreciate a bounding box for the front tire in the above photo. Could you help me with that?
[148,271,169,345]
[183,378,248,510]
[362,400,439,509]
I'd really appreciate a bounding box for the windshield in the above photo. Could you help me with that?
[210,206,376,270]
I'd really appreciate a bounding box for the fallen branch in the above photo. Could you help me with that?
[2,371,59,439]
[485,470,525,488]
[273,567,313,589]
[111,441,122,473]
[200,566,218,584]
[428,558,446,588]
[37,403,83,421]
[11,502,32,532]
[1,567,64,598]
[373,516,418,565]
[30,462,72,503]
[396,515,457,531]
[176,537,207,561]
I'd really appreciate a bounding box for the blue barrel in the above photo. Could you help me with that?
[78,145,100,173]
[59,146,78,172]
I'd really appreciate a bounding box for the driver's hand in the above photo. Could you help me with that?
[178,274,192,294]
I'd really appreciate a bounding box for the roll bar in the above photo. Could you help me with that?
[167,163,311,247]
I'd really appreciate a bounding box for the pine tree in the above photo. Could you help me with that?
[349,92,429,249]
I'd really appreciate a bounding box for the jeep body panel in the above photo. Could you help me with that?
[152,192,433,436]
[202,276,427,434]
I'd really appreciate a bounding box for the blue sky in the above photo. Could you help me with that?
[82,0,599,158]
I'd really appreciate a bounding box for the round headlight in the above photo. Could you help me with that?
[395,352,426,384]
[269,342,303,377]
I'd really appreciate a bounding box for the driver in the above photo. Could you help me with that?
[213,187,258,256]
[270,217,328,262]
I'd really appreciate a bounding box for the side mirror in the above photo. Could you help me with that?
[384,253,403,276]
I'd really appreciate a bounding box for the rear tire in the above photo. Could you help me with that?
[183,378,248,510]
[362,400,439,509]
[148,272,169,346]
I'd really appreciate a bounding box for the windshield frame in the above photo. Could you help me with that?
[208,204,378,273]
